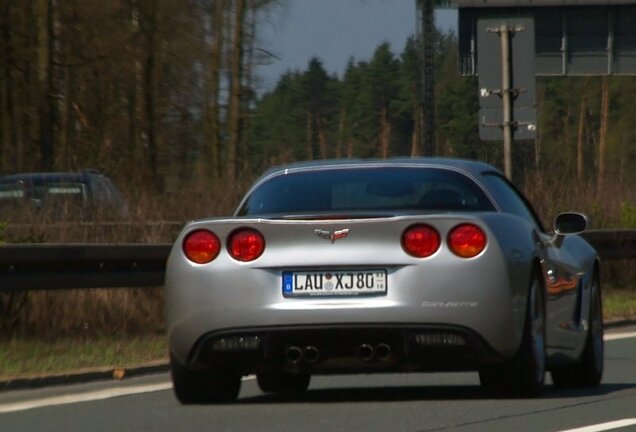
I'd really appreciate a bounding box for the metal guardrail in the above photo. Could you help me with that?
[0,230,634,292]
[581,230,636,260]
[0,243,171,292]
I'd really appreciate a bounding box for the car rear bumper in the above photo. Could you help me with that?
[183,324,508,374]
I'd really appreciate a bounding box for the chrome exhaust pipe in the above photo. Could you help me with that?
[375,343,391,361]
[285,346,303,364]
[302,346,320,364]
[357,344,375,362]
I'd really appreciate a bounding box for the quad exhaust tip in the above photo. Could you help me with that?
[285,346,303,364]
[286,343,392,364]
[303,345,320,364]
[357,343,392,362]
[375,343,392,361]
[285,345,320,365]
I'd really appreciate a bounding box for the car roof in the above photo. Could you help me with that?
[259,158,500,180]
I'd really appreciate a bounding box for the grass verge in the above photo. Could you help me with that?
[603,288,636,323]
[0,289,634,383]
[0,335,167,381]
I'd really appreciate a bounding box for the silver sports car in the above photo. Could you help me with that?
[166,158,603,403]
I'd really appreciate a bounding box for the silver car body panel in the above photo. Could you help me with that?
[165,158,598,373]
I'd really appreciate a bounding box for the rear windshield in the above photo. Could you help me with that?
[0,181,88,217]
[237,167,495,216]
[0,181,87,202]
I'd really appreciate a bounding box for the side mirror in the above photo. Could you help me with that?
[554,212,589,235]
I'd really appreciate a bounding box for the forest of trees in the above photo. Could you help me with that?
[1,0,635,217]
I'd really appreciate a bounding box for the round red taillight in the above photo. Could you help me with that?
[448,224,487,258]
[183,230,220,264]
[228,228,265,262]
[402,224,441,258]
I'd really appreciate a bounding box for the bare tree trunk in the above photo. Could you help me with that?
[226,0,246,181]
[379,106,390,158]
[22,1,39,172]
[305,110,313,159]
[208,0,226,180]
[563,105,571,152]
[576,96,587,181]
[335,109,345,158]
[317,116,327,159]
[240,3,258,172]
[597,77,609,195]
[127,0,141,172]
[58,0,81,171]
[1,1,17,173]
[410,108,421,157]
[37,0,55,171]
[141,0,160,190]
[534,117,541,168]
[418,0,435,156]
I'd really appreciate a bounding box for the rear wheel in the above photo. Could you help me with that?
[257,370,311,396]
[551,275,603,388]
[170,353,241,404]
[480,271,546,397]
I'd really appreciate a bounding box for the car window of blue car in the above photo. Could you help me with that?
[480,172,546,232]
[238,167,496,216]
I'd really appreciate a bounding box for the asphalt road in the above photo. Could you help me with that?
[1,328,635,432]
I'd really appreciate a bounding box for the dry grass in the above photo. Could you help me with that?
[0,335,167,380]
[522,170,636,230]
[604,288,636,322]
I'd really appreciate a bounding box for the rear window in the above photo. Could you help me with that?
[0,181,88,218]
[237,167,495,216]
[0,182,87,202]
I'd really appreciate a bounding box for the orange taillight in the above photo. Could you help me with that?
[402,224,441,258]
[228,228,265,262]
[448,224,487,258]
[183,229,221,264]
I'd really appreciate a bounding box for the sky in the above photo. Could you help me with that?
[256,0,458,92]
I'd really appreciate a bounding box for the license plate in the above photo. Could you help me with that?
[282,270,387,297]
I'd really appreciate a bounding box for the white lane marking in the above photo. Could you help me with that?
[0,375,256,414]
[604,331,636,341]
[557,419,636,432]
[0,382,172,414]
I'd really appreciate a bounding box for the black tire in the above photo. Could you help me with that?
[170,353,241,404]
[257,370,311,396]
[480,271,546,397]
[551,275,604,388]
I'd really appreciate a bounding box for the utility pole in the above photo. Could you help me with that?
[483,23,530,181]
[499,24,513,181]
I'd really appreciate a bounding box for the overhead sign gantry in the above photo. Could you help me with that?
[445,0,636,179]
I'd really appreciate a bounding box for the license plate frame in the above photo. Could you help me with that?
[282,270,387,297]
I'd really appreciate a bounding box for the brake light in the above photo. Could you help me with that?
[402,224,441,258]
[183,230,220,264]
[448,224,487,258]
[228,228,265,261]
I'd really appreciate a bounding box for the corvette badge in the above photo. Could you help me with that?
[314,228,350,243]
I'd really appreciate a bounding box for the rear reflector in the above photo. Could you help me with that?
[414,333,467,346]
[228,228,265,261]
[448,224,487,258]
[212,336,261,351]
[183,230,220,264]
[402,224,441,258]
